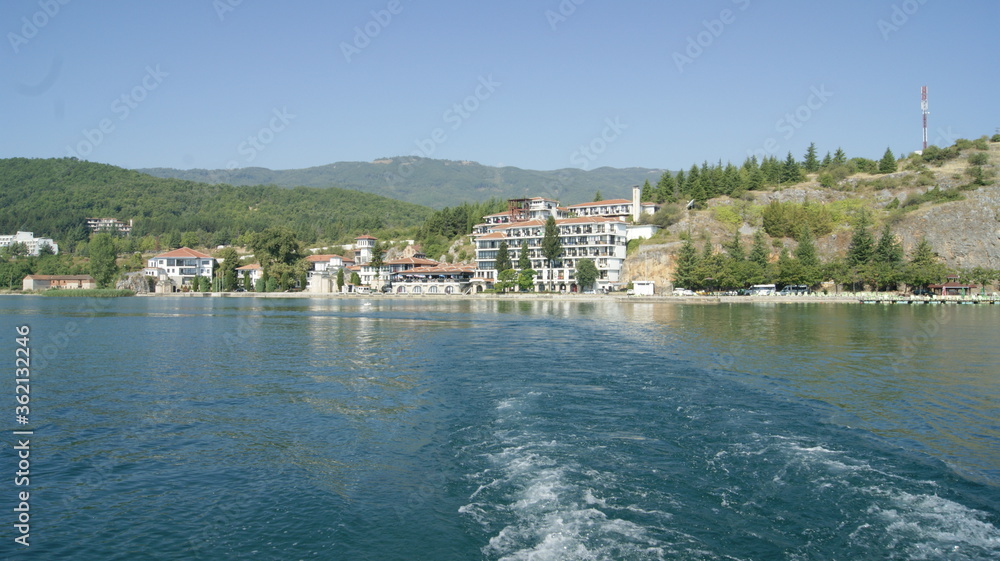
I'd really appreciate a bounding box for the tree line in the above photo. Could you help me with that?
[0,157,433,253]
[672,212,998,293]
[639,143,903,207]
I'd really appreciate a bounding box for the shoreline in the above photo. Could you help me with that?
[4,291,997,305]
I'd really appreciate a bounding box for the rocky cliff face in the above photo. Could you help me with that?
[893,186,1000,269]
[622,143,1000,288]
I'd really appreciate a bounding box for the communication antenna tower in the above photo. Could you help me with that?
[921,86,929,150]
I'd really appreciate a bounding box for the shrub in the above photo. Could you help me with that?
[991,134,1000,142]
[645,203,682,228]
[973,136,989,150]
[902,187,964,209]
[916,170,935,186]
[760,201,833,239]
[968,152,989,166]
[711,205,742,227]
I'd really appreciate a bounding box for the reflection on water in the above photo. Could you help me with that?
[634,302,1000,483]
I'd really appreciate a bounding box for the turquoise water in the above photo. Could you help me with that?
[2,297,999,560]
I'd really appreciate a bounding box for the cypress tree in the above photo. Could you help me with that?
[518,239,531,270]
[495,240,512,272]
[541,216,562,268]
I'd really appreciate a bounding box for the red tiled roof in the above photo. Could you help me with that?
[24,275,95,280]
[153,247,215,259]
[386,257,439,266]
[476,232,507,240]
[477,215,622,236]
[404,264,476,274]
[236,263,261,270]
[305,254,342,262]
[355,234,377,240]
[566,199,632,208]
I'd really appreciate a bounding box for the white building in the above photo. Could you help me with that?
[143,247,216,289]
[86,218,133,235]
[0,231,58,256]
[474,214,628,292]
[305,254,354,293]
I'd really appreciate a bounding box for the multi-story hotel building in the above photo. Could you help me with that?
[0,231,59,256]
[471,186,663,292]
[474,215,629,292]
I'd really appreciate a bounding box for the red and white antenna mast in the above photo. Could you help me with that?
[921,86,929,150]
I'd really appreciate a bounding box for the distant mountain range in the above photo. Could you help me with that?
[138,157,667,209]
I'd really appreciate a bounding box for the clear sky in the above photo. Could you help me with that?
[4,0,998,173]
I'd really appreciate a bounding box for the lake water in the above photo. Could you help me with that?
[2,296,999,560]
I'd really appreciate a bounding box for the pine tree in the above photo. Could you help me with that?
[878,147,897,174]
[846,210,875,267]
[871,224,904,290]
[821,151,832,168]
[874,224,903,265]
[794,225,821,286]
[904,238,947,289]
[782,152,804,184]
[655,171,675,203]
[724,231,745,261]
[640,180,653,202]
[749,230,769,268]
[336,267,345,291]
[593,190,603,202]
[672,237,699,289]
[833,147,847,165]
[495,240,512,272]
[803,142,819,172]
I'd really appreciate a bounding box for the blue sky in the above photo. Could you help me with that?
[4,0,998,173]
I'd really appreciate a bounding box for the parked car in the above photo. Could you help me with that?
[672,288,696,296]
[778,285,810,295]
[911,287,933,296]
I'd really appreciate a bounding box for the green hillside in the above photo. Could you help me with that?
[0,158,432,248]
[138,156,667,209]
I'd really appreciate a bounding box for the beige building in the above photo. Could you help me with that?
[23,275,96,291]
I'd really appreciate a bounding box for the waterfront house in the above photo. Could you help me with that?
[22,274,96,291]
[236,263,263,285]
[143,247,216,290]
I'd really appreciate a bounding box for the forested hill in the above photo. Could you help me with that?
[138,157,667,209]
[0,158,432,247]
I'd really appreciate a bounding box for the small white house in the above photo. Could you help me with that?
[633,280,655,296]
